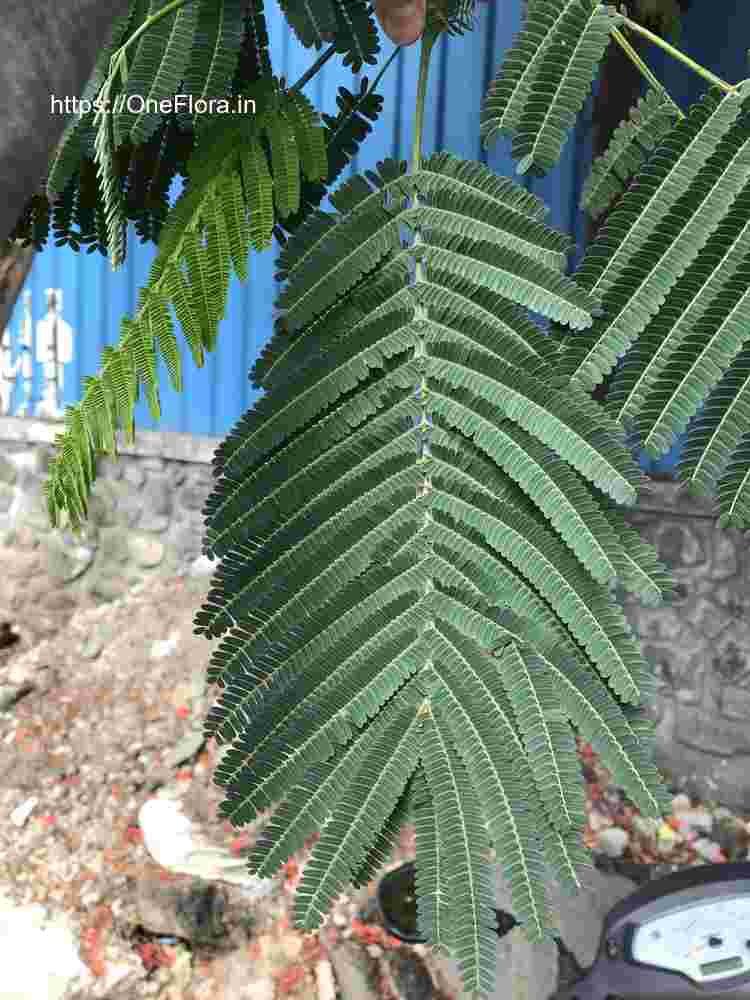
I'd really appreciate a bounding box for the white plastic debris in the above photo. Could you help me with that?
[138,795,276,897]
[10,796,38,827]
[149,632,180,659]
[189,554,218,578]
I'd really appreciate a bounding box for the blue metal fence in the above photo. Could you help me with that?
[6,0,743,461]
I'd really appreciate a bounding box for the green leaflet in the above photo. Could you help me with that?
[43,84,328,530]
[115,0,200,147]
[178,0,247,136]
[481,0,625,176]
[277,0,379,72]
[581,87,682,220]
[277,79,386,239]
[418,699,498,995]
[678,344,750,516]
[558,83,750,394]
[292,685,422,928]
[563,79,750,524]
[46,5,134,201]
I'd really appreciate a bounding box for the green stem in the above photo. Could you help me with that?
[362,44,402,99]
[290,44,337,93]
[611,27,684,119]
[411,30,438,175]
[110,0,192,80]
[621,15,735,93]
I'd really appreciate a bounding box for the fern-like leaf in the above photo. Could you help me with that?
[581,86,682,220]
[115,0,199,146]
[480,0,625,177]
[418,701,498,995]
[278,0,379,72]
[44,75,330,529]
[178,0,247,136]
[678,344,750,496]
[192,149,671,1000]
[93,76,129,270]
[46,5,134,201]
[558,82,750,394]
[278,79,385,237]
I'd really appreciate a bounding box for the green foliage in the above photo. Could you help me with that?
[8,0,370,256]
[193,151,672,997]
[276,0,379,71]
[481,0,625,176]
[279,78,386,236]
[559,80,750,524]
[580,86,681,219]
[42,79,327,529]
[36,1,750,997]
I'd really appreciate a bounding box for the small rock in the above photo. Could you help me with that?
[189,554,217,577]
[693,837,724,863]
[683,775,719,805]
[316,958,337,1000]
[330,943,378,1000]
[671,793,691,813]
[677,809,713,836]
[597,826,630,859]
[631,815,660,839]
[712,816,747,861]
[0,482,14,513]
[0,894,88,1000]
[138,796,276,894]
[79,623,113,660]
[136,876,226,943]
[163,731,206,770]
[0,455,18,485]
[123,463,146,489]
[88,572,129,602]
[386,950,433,1000]
[128,533,165,569]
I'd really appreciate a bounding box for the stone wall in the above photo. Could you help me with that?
[1,416,750,810]
[0,416,219,602]
[622,480,750,812]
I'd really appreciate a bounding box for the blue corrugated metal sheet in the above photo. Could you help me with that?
[5,0,592,438]
[18,0,741,451]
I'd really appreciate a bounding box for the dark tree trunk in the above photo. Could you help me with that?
[0,1,130,243]
[587,32,645,403]
[0,243,34,334]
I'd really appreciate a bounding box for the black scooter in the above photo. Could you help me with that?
[377,860,750,1000]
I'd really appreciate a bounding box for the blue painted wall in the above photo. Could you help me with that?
[6,0,744,462]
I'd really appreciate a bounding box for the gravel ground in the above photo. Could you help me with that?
[2,536,750,1000]
[0,546,440,1000]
